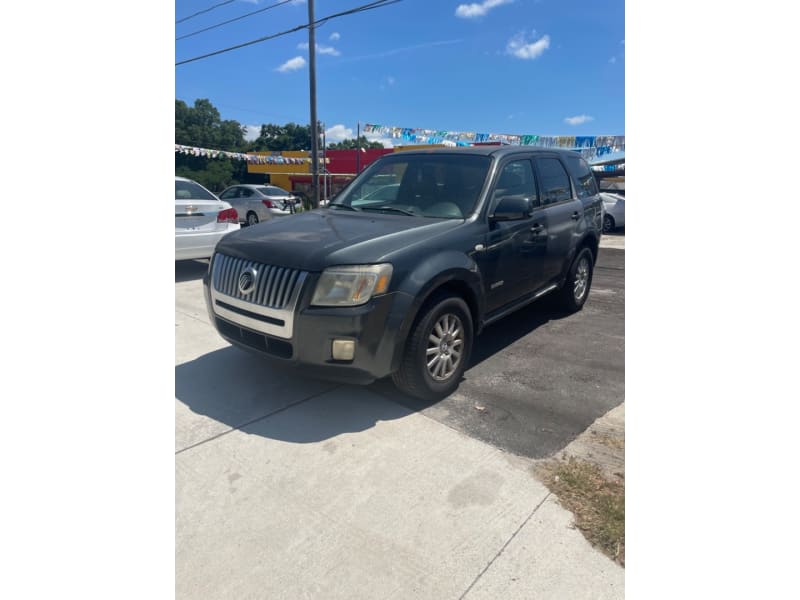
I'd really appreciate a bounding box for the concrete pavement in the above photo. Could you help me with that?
[175,259,624,599]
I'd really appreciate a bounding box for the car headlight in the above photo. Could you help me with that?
[311,264,393,307]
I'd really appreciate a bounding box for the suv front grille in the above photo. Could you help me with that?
[212,254,306,309]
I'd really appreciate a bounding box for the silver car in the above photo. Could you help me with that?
[219,184,297,226]
[600,192,625,233]
[175,177,240,261]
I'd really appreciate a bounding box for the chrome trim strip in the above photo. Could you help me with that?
[210,254,309,339]
[211,273,306,339]
[484,284,558,326]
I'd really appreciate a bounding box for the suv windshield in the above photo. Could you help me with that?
[334,154,491,219]
[176,180,216,201]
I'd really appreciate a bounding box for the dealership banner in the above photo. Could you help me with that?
[175,145,329,165]
[362,124,624,161]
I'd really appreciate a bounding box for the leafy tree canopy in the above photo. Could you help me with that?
[327,136,384,150]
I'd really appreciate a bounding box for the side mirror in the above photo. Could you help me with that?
[490,196,532,222]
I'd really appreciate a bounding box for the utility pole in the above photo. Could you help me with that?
[307,0,319,207]
[356,121,361,174]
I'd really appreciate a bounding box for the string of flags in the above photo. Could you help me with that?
[363,124,624,162]
[175,144,330,165]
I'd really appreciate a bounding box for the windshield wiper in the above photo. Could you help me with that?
[361,205,416,216]
[328,202,360,211]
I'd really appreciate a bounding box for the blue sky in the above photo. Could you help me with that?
[175,0,624,145]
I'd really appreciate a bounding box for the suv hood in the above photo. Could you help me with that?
[215,209,463,271]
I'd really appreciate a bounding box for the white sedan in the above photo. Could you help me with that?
[218,184,297,226]
[175,176,240,261]
[601,192,625,233]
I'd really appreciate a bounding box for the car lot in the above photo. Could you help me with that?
[175,243,624,598]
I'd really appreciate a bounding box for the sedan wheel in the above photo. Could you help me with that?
[246,212,259,226]
[602,214,615,234]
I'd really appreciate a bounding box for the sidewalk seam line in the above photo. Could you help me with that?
[458,491,552,600]
[175,309,211,325]
[175,384,340,455]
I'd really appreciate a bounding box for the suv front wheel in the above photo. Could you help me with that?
[392,295,473,400]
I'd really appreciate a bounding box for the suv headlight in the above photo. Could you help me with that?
[311,264,393,307]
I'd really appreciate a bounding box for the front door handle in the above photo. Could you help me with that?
[571,211,580,221]
[530,223,543,233]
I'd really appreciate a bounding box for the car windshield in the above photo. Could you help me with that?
[334,154,491,219]
[176,180,216,201]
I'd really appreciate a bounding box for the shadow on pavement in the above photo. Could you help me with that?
[176,346,410,448]
[175,259,209,283]
[370,296,572,411]
[470,295,572,368]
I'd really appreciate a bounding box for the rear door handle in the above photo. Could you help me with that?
[571,211,580,221]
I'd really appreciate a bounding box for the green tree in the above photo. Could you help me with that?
[175,98,246,150]
[175,98,250,192]
[327,136,384,150]
[249,122,313,151]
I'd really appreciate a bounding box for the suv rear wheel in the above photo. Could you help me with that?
[558,247,594,312]
[392,295,473,400]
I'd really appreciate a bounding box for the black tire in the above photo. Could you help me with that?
[246,211,259,226]
[557,247,595,313]
[602,214,615,234]
[392,295,473,401]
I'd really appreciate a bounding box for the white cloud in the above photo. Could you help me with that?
[276,56,306,72]
[366,133,394,148]
[325,124,353,144]
[506,32,550,60]
[297,42,341,56]
[244,125,261,141]
[564,114,594,126]
[455,0,513,19]
[329,32,340,41]
[323,124,394,148]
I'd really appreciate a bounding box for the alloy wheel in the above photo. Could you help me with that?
[426,313,464,381]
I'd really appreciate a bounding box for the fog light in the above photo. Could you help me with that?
[332,339,355,361]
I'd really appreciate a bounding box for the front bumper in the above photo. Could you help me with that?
[203,270,414,384]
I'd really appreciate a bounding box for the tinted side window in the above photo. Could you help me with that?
[535,158,572,205]
[493,160,539,208]
[565,156,599,198]
[219,188,237,199]
[240,188,254,198]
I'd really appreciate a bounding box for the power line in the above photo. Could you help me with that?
[176,0,236,25]
[177,0,296,42]
[176,0,401,66]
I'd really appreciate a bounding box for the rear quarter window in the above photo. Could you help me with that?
[565,155,599,198]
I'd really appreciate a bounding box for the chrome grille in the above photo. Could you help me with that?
[212,254,306,309]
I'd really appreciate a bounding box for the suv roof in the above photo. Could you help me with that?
[391,145,583,159]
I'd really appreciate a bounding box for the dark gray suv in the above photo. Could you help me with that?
[204,146,603,399]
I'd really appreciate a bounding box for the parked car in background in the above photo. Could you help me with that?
[175,176,240,261]
[600,192,625,233]
[219,184,297,226]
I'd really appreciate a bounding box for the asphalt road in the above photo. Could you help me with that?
[370,247,625,459]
